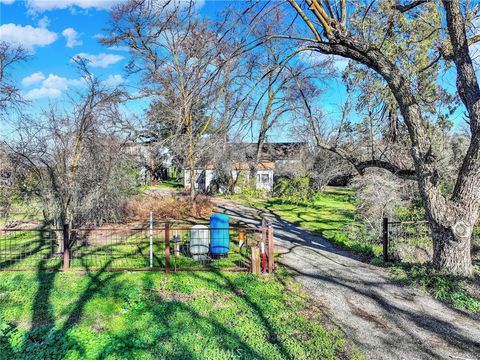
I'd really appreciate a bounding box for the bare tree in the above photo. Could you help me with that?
[0,41,28,116]
[235,7,328,180]
[5,61,133,249]
[251,0,480,275]
[102,0,240,199]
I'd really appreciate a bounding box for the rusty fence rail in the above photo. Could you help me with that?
[0,222,275,273]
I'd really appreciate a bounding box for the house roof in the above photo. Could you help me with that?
[228,142,306,161]
[232,162,275,170]
[187,161,274,171]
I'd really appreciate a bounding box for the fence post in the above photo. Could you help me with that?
[251,246,260,274]
[149,211,153,268]
[268,225,274,273]
[382,217,389,263]
[63,223,70,271]
[165,223,171,273]
[261,218,267,244]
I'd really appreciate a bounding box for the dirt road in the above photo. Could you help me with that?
[214,198,480,360]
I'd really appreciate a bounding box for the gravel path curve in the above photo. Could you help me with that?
[213,198,480,360]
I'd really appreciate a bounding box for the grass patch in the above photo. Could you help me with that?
[0,268,363,359]
[390,263,480,313]
[0,197,42,227]
[138,179,183,193]
[241,187,382,259]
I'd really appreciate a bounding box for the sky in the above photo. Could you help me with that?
[2,0,468,143]
[0,0,352,142]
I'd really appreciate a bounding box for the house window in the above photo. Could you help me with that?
[257,173,269,184]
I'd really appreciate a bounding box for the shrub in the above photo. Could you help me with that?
[274,175,312,204]
[125,193,213,221]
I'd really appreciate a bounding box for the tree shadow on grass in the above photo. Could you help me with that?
[4,247,269,359]
[13,250,122,359]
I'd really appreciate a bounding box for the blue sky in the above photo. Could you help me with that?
[0,0,350,140]
[0,1,250,101]
[2,1,467,142]
[1,0,137,103]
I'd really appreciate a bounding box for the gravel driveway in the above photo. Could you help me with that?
[213,198,480,360]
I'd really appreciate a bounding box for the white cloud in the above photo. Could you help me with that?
[102,74,125,87]
[62,27,83,48]
[300,50,350,73]
[27,0,123,12]
[25,73,85,100]
[72,52,124,68]
[25,87,62,99]
[22,72,46,86]
[108,45,130,52]
[0,23,57,51]
[37,16,50,28]
[0,0,15,5]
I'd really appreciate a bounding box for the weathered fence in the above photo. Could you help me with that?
[382,218,431,263]
[382,218,479,264]
[0,222,275,273]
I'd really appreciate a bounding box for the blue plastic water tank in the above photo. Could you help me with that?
[210,213,229,255]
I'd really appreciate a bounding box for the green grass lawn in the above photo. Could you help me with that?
[0,269,363,360]
[138,179,183,193]
[242,187,382,259]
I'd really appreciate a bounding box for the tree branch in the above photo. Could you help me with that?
[393,0,430,13]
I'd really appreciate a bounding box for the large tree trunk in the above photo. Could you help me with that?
[286,0,480,276]
[431,225,472,276]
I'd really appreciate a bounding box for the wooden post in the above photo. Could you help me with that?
[250,247,260,274]
[165,223,171,273]
[268,225,274,273]
[63,223,70,271]
[383,217,389,263]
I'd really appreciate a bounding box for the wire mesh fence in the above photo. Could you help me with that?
[385,220,432,263]
[384,219,479,264]
[0,223,273,273]
[70,227,165,270]
[0,228,63,270]
[169,226,264,271]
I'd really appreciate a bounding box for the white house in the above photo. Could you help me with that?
[184,162,275,193]
[183,142,306,193]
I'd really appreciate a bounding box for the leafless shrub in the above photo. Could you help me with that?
[125,193,213,221]
[5,60,135,237]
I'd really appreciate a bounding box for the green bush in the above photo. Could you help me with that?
[274,175,312,204]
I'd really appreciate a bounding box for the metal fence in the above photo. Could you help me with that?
[0,222,274,273]
[0,228,63,270]
[168,225,269,272]
[383,218,479,263]
[382,219,431,263]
